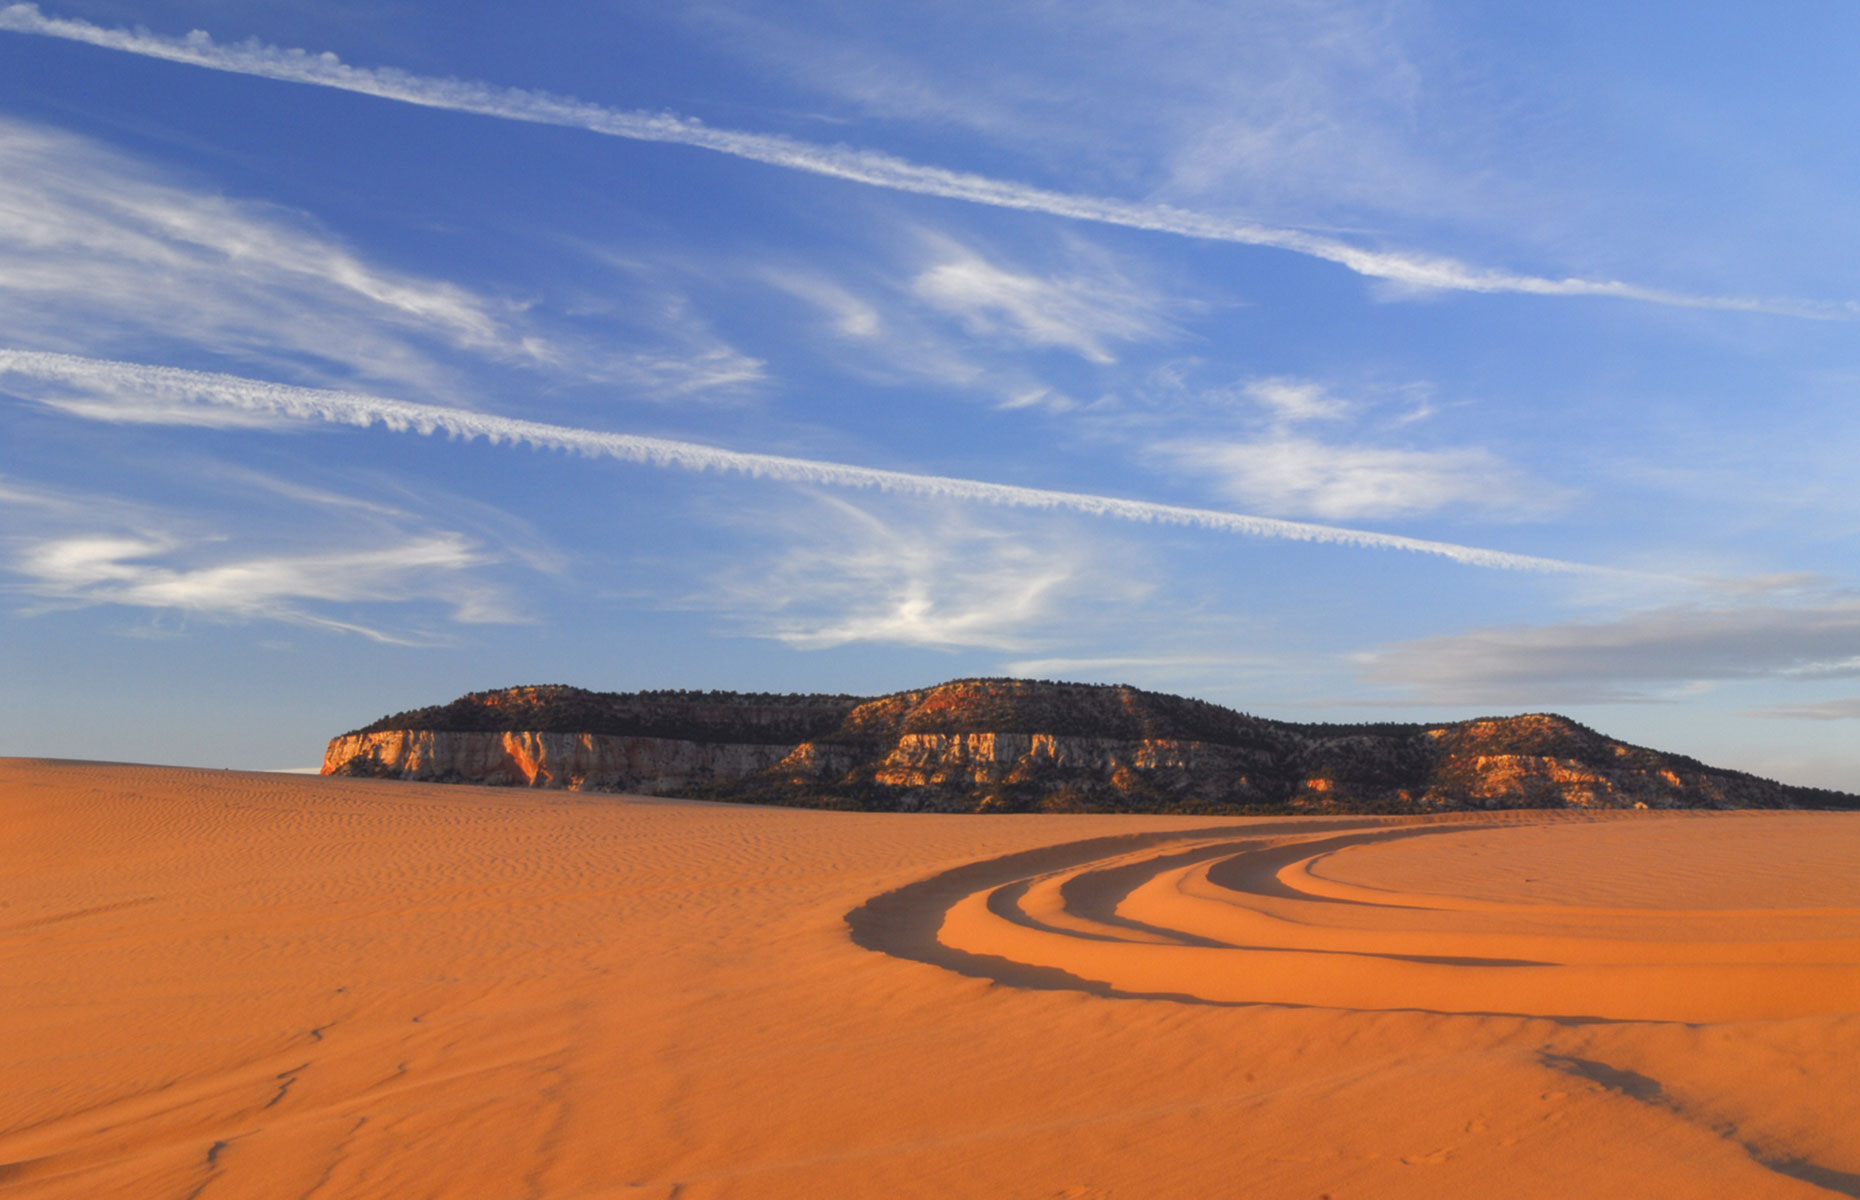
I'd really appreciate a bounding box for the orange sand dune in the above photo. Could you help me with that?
[3,759,1858,1198]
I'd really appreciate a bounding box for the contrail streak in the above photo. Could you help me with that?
[0,4,1846,319]
[0,349,1607,574]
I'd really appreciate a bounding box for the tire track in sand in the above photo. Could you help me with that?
[847,818,1860,1023]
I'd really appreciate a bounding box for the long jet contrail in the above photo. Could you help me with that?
[0,4,1846,320]
[0,349,1605,574]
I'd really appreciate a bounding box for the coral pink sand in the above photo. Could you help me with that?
[3,759,1857,1197]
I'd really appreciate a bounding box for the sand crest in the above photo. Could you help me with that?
[3,759,1857,1197]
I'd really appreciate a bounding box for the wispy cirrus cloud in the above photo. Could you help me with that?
[1,5,1848,318]
[558,250,770,398]
[0,117,515,391]
[1243,377,1348,424]
[0,473,68,507]
[1159,434,1555,522]
[1361,595,1860,704]
[756,262,998,394]
[758,268,885,339]
[0,349,1616,574]
[592,343,767,398]
[751,237,1127,410]
[0,116,764,400]
[1133,372,1556,522]
[1744,699,1860,721]
[910,238,1174,364]
[706,494,1131,650]
[690,1,1448,215]
[1000,654,1278,683]
[11,530,507,643]
[0,455,562,642]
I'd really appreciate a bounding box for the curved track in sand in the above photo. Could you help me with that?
[848,817,1860,1023]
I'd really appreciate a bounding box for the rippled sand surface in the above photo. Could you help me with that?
[4,759,1858,1198]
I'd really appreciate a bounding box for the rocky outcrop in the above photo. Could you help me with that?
[322,730,795,793]
[1405,715,1772,810]
[322,678,1858,814]
[837,733,1276,811]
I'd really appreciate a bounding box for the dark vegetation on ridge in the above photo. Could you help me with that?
[349,683,864,745]
[353,679,1422,746]
[331,678,1860,815]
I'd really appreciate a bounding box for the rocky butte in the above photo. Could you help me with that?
[322,679,1859,814]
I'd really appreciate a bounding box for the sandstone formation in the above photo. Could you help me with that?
[323,679,1857,814]
[320,730,797,794]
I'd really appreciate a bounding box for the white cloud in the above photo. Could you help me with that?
[695,0,1444,226]
[1001,654,1272,678]
[0,474,67,507]
[0,116,763,400]
[759,268,883,338]
[684,3,1054,148]
[0,349,1616,574]
[1361,597,1860,704]
[1745,699,1860,721]
[0,118,517,390]
[1,5,1844,317]
[749,256,1074,409]
[1244,377,1346,423]
[604,346,767,396]
[560,254,769,397]
[1140,3,1459,215]
[10,529,509,642]
[1092,366,1449,448]
[1160,434,1550,521]
[708,494,1138,650]
[753,263,996,396]
[910,241,1171,363]
[0,464,556,642]
[998,386,1076,413]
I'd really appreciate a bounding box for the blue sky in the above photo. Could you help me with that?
[3,2,1859,785]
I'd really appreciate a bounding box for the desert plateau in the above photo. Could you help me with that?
[4,756,1859,1198]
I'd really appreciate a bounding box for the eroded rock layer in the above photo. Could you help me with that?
[321,730,796,793]
[323,679,1857,813]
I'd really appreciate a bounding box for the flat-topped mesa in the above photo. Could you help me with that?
[322,678,1859,814]
[343,684,862,742]
[323,685,862,793]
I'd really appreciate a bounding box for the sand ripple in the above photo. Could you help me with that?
[9,763,1859,1197]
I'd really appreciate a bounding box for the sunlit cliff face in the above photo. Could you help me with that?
[323,680,1842,814]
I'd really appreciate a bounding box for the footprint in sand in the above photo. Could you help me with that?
[1400,1148,1455,1165]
